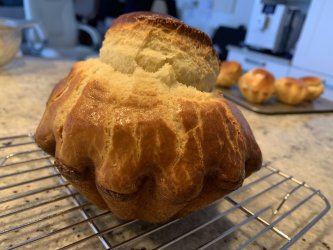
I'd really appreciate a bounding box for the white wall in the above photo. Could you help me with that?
[209,0,255,29]
[176,0,215,35]
[176,0,254,36]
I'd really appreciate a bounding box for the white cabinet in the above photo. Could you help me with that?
[227,45,289,79]
[292,0,333,77]
[224,0,333,90]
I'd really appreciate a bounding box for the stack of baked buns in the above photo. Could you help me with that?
[216,62,325,106]
[35,12,262,223]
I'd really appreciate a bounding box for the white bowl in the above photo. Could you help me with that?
[0,25,22,67]
[0,19,37,67]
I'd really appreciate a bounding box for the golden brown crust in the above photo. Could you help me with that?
[250,68,275,87]
[300,76,324,101]
[238,68,275,104]
[275,77,308,105]
[300,76,321,85]
[216,61,242,87]
[111,11,213,47]
[35,12,262,223]
[35,62,262,222]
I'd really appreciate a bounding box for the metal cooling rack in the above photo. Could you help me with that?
[0,134,330,250]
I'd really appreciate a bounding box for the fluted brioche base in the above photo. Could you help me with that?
[35,59,262,223]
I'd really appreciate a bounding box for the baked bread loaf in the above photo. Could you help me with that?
[35,12,262,223]
[275,77,308,105]
[238,68,275,104]
[216,61,242,87]
[300,76,324,101]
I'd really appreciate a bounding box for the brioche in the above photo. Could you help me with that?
[238,68,275,104]
[216,61,242,87]
[300,76,324,101]
[35,12,262,223]
[275,77,308,105]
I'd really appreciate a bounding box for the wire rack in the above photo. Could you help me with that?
[0,134,330,250]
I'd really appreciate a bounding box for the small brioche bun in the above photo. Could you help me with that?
[275,77,308,105]
[238,68,275,104]
[300,76,324,101]
[216,61,242,88]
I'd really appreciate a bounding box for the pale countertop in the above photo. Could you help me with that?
[0,56,332,249]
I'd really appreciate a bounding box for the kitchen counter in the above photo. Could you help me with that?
[0,57,332,249]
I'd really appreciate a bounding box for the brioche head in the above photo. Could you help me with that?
[238,68,275,104]
[216,61,242,88]
[35,12,262,223]
[300,76,324,101]
[100,12,219,92]
[275,77,308,105]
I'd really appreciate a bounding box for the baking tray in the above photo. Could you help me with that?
[219,86,333,115]
[0,134,330,249]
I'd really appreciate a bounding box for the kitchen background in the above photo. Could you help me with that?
[1,0,333,92]
[1,0,333,249]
